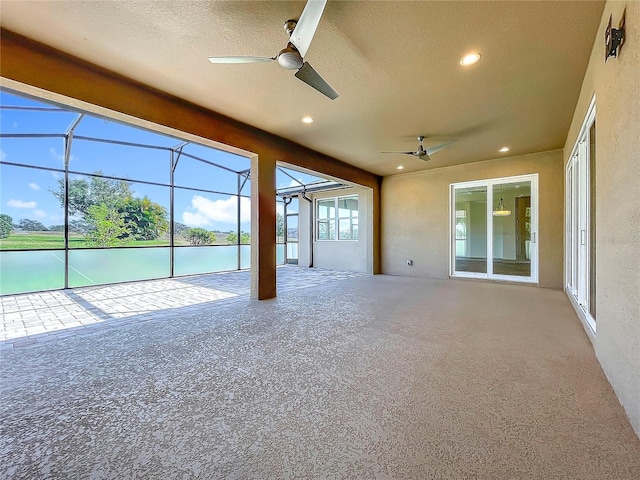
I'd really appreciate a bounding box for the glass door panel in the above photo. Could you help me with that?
[454,185,487,273]
[492,181,531,277]
[452,175,538,283]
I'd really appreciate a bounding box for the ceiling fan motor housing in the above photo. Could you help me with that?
[278,44,304,69]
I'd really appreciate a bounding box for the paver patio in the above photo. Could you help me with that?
[0,266,365,349]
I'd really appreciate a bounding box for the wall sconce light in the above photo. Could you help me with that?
[605,9,626,62]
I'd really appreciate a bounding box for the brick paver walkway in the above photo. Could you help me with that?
[0,266,366,349]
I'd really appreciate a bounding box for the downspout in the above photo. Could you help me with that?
[301,190,313,268]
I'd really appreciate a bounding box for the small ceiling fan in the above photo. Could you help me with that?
[382,136,457,161]
[208,0,337,100]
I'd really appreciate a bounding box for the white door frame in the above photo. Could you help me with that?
[565,95,596,334]
[450,174,539,284]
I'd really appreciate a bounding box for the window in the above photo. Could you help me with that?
[316,195,358,241]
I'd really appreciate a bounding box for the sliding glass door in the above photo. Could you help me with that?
[451,175,538,283]
[566,97,596,333]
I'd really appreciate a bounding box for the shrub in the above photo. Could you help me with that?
[0,214,13,239]
[183,228,216,245]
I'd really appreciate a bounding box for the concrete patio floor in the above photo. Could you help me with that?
[1,273,639,478]
[0,266,365,349]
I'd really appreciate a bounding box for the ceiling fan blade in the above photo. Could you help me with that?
[426,139,458,155]
[295,62,338,100]
[381,151,416,155]
[208,56,275,64]
[290,0,327,58]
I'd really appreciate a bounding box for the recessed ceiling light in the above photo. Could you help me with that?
[460,52,481,66]
[499,146,510,153]
[396,165,405,170]
[301,116,314,124]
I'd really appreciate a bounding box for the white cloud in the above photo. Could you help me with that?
[49,147,64,163]
[28,182,42,191]
[182,195,250,227]
[33,209,47,219]
[7,199,37,209]
[0,149,6,161]
[278,178,304,189]
[49,147,75,164]
[182,211,209,227]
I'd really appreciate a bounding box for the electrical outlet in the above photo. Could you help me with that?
[406,259,413,266]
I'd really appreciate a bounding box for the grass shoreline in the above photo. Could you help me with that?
[0,231,245,250]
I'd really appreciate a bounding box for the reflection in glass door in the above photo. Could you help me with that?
[454,184,487,273]
[492,181,532,278]
[451,175,538,283]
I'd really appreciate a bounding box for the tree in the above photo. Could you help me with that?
[48,225,65,232]
[119,196,168,240]
[69,219,92,234]
[173,222,188,235]
[85,204,130,247]
[183,228,216,245]
[226,231,237,244]
[51,173,168,243]
[17,219,48,231]
[276,212,284,241]
[51,173,132,216]
[227,231,250,244]
[0,214,12,239]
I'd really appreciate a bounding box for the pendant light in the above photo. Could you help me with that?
[493,185,512,216]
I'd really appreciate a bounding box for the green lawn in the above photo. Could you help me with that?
[0,231,242,250]
[0,232,170,250]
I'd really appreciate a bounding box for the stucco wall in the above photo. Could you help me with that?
[297,186,373,274]
[563,1,640,435]
[381,150,564,288]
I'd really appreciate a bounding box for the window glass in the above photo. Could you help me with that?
[317,196,358,241]
[317,199,335,220]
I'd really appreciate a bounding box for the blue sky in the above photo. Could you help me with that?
[1,90,318,231]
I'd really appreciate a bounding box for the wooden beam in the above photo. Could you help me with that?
[0,28,382,277]
[0,28,380,190]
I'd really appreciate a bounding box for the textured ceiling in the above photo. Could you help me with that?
[0,1,604,177]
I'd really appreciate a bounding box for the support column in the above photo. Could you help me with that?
[250,154,276,299]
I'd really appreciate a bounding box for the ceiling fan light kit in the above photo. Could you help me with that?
[207,0,338,99]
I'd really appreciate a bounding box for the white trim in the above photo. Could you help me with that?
[315,195,359,242]
[564,95,596,335]
[566,288,596,344]
[450,174,539,284]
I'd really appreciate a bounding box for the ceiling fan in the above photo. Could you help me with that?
[208,0,337,100]
[382,136,457,161]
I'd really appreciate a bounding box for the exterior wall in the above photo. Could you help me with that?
[563,1,640,435]
[381,150,564,288]
[297,187,373,274]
